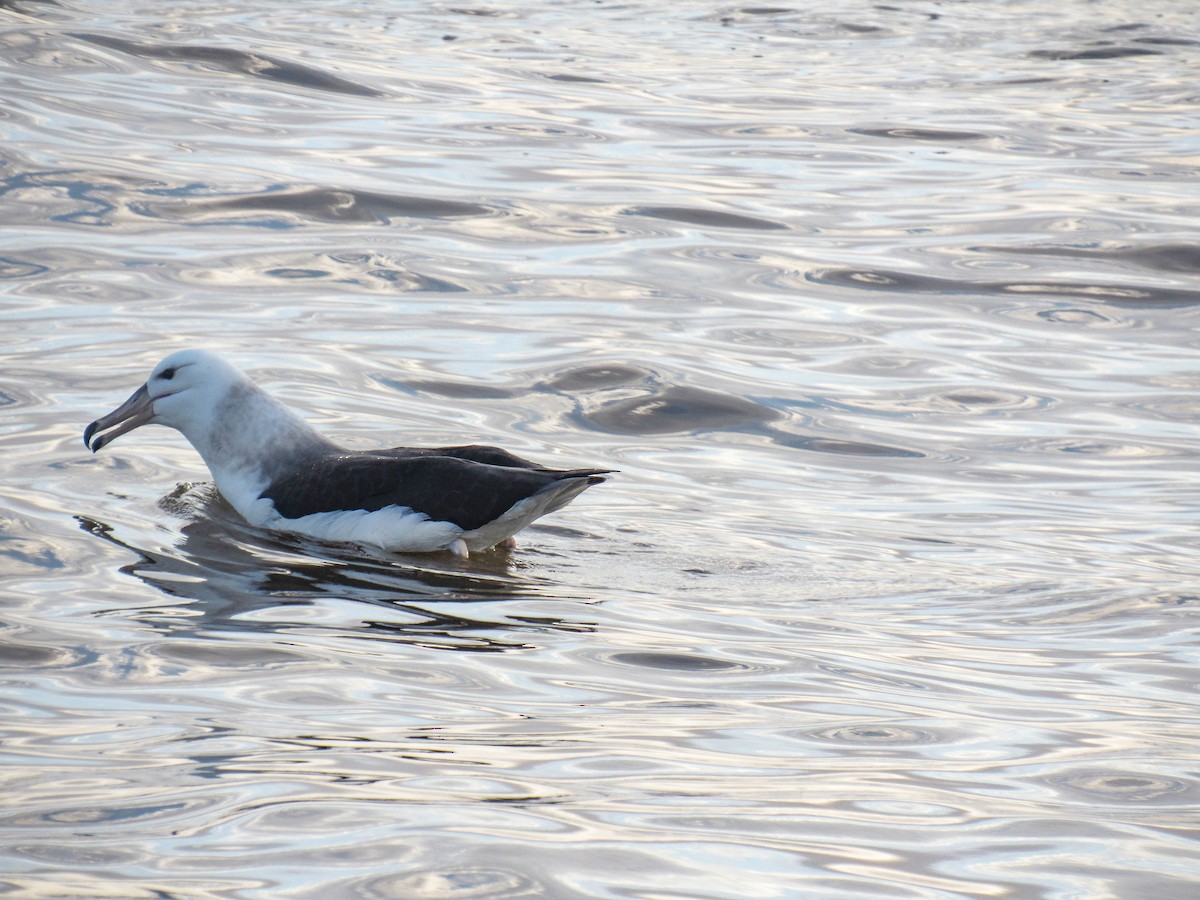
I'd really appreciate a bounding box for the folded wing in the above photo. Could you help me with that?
[263,448,611,531]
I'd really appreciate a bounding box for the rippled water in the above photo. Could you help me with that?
[3,0,1199,896]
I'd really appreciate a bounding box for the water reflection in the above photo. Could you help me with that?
[6,0,1200,896]
[75,485,592,650]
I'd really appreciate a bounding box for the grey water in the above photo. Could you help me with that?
[3,0,1199,897]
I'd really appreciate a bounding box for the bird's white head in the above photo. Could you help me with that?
[85,348,250,453]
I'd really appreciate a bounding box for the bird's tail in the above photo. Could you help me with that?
[541,470,612,514]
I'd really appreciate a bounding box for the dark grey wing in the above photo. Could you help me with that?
[380,444,549,470]
[263,452,609,531]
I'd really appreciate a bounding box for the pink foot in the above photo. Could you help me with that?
[500,536,518,551]
[449,538,469,559]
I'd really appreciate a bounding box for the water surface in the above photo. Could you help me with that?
[2,1,1199,897]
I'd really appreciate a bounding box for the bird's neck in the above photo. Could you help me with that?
[185,381,337,495]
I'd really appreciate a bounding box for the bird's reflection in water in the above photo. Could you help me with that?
[76,483,594,651]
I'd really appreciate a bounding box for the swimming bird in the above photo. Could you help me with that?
[84,349,611,558]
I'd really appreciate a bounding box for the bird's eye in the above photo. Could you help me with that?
[159,367,177,381]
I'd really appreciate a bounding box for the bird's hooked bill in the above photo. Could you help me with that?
[84,383,153,452]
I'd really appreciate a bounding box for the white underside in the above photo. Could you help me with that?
[267,504,465,552]
[458,477,594,551]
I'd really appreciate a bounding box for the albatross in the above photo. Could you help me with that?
[84,349,611,558]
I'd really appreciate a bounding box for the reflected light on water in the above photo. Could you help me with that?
[3,0,1200,896]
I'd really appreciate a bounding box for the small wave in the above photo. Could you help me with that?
[72,33,384,97]
[809,267,1200,309]
[142,186,496,225]
[626,205,787,231]
[1029,46,1162,60]
[582,386,779,435]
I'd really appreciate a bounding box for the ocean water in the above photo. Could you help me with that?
[2,1,1199,897]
